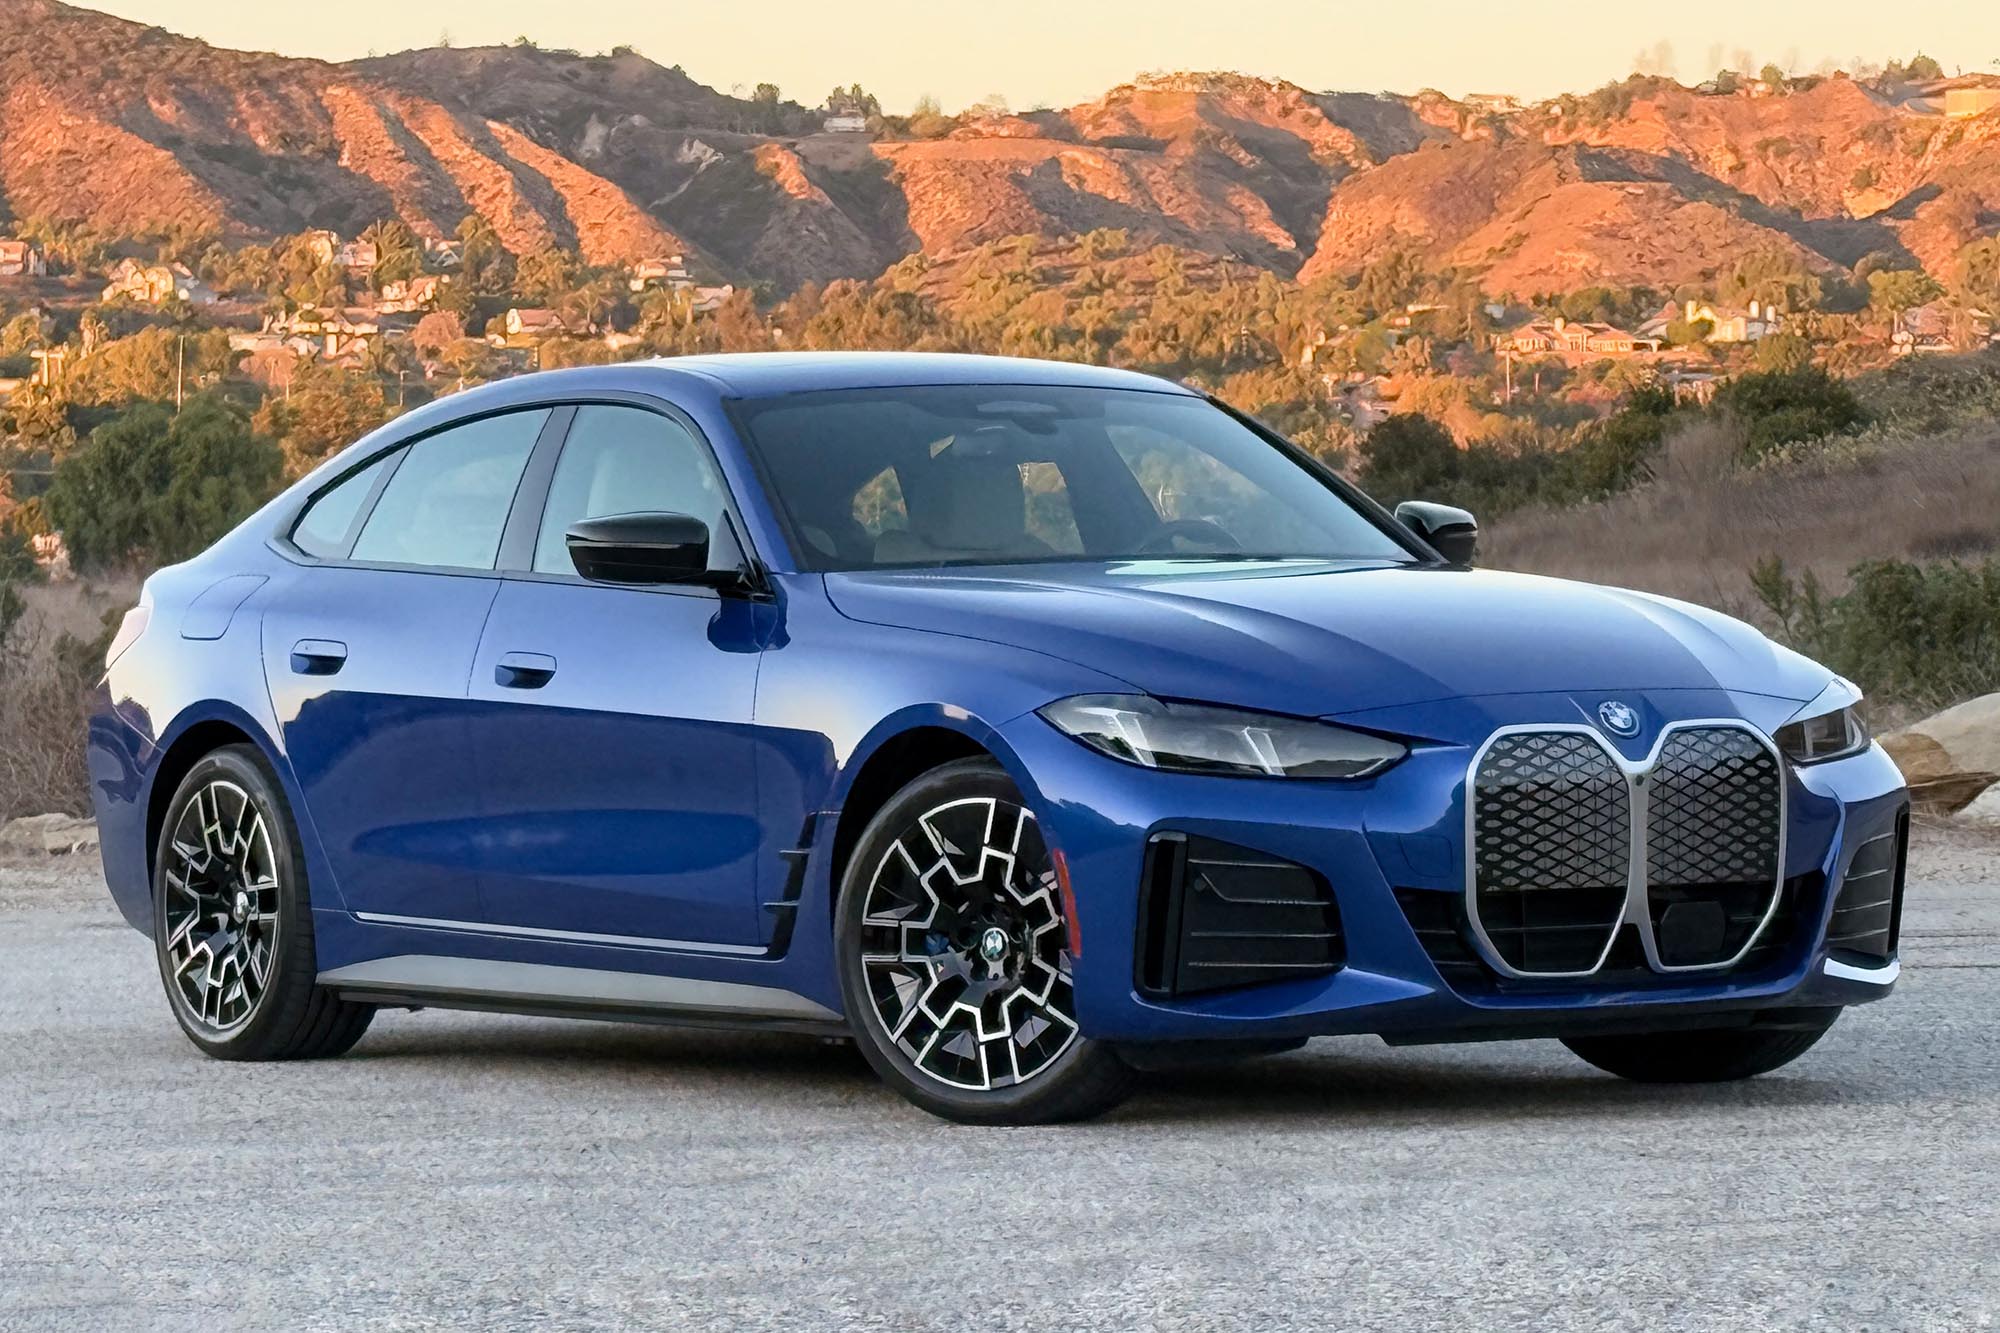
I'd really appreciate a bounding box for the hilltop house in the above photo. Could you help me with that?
[691,284,735,315]
[1463,93,1525,116]
[101,258,216,305]
[377,274,445,314]
[263,306,390,359]
[424,237,464,268]
[0,240,47,278]
[1641,299,1782,344]
[1507,317,1661,357]
[628,256,692,293]
[503,307,576,339]
[1893,301,1994,356]
[335,240,379,273]
[299,230,340,266]
[822,112,870,134]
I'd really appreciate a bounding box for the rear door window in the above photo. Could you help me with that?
[349,410,549,571]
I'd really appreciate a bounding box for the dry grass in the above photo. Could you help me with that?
[0,575,136,821]
[1483,416,2000,622]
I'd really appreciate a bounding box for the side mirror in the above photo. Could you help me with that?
[1395,500,1479,566]
[566,512,713,585]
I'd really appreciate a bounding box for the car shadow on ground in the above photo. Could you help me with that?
[337,1014,1876,1126]
[1114,1044,1869,1127]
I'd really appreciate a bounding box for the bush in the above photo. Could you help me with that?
[1716,366,1865,459]
[1752,555,2000,711]
[45,395,283,570]
[1356,414,1460,506]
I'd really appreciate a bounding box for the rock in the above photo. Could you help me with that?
[1958,785,2000,833]
[0,813,100,857]
[1882,693,2000,813]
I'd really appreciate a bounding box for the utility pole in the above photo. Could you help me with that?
[175,334,185,411]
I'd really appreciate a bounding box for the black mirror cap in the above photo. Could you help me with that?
[1394,500,1479,566]
[566,512,713,585]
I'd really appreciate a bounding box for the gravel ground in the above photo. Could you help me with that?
[2,828,1995,1332]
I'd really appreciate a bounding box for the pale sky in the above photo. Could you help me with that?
[89,1,2000,114]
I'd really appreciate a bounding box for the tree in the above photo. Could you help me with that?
[44,396,282,568]
[515,248,579,306]
[252,368,391,475]
[1867,267,1943,320]
[361,219,423,288]
[1759,64,1788,88]
[1956,237,2000,313]
[1356,414,1460,506]
[1716,366,1865,458]
[411,310,467,355]
[1752,331,1814,374]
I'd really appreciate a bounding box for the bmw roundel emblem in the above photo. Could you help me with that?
[1597,701,1641,738]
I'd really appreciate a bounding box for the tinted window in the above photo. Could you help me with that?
[350,410,547,570]
[292,452,393,559]
[533,406,729,575]
[735,385,1412,570]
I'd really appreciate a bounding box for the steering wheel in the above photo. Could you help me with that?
[1135,519,1244,555]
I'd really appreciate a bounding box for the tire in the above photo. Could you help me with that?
[1562,1010,1840,1083]
[834,758,1135,1124]
[152,744,374,1061]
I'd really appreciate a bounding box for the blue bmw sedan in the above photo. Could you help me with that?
[87,353,1909,1123]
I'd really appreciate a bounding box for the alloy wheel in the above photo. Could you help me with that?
[858,796,1080,1091]
[162,779,281,1034]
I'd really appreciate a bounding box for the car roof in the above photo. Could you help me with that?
[629,351,1198,399]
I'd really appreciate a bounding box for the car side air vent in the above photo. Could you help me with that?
[1826,813,1908,961]
[1136,833,1345,997]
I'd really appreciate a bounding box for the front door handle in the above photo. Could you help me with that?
[494,651,557,690]
[290,639,347,675]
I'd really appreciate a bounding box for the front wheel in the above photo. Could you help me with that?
[835,759,1135,1124]
[1562,1010,1840,1083]
[153,745,374,1061]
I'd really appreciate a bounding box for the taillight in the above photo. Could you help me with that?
[106,604,151,668]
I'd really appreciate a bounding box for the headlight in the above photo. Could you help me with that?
[1037,694,1407,779]
[1774,707,1869,764]
[1773,679,1870,765]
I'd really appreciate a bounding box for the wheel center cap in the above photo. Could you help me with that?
[232,889,251,923]
[978,927,1010,963]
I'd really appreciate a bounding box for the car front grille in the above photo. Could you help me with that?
[1136,833,1344,997]
[1472,732,1631,973]
[1466,723,1786,979]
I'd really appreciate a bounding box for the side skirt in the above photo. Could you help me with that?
[319,954,848,1038]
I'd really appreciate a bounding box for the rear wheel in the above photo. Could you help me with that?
[1562,1010,1840,1083]
[835,759,1134,1124]
[153,745,374,1060]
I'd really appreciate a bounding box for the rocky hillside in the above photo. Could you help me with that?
[2,0,1997,297]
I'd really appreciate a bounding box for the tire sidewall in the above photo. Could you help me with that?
[834,759,1120,1123]
[152,745,313,1057]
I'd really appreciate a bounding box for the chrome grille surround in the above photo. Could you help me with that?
[1464,720,1789,980]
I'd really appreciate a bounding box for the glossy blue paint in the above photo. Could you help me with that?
[86,353,1907,1049]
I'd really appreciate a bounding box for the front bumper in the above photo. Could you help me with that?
[1000,688,1909,1045]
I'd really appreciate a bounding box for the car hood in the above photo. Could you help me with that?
[823,561,1831,718]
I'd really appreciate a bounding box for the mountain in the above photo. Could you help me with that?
[1,0,1997,298]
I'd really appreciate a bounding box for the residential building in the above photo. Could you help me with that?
[0,239,47,277]
[822,112,870,134]
[503,307,570,339]
[101,258,217,305]
[335,240,379,272]
[1640,298,1783,344]
[299,230,340,266]
[1892,301,1992,356]
[1507,317,1661,357]
[628,256,692,293]
[1463,93,1524,116]
[691,284,735,315]
[424,237,465,268]
[377,274,446,314]
[267,306,387,359]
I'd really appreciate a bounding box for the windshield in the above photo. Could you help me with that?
[733,385,1416,571]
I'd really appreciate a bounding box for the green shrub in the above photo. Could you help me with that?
[1716,366,1865,458]
[1752,555,2000,710]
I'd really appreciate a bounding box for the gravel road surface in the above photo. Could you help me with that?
[3,829,1995,1331]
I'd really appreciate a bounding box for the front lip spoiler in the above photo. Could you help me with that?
[1823,956,1899,985]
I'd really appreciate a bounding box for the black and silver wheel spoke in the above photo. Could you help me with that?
[859,796,1079,1092]
[163,780,280,1035]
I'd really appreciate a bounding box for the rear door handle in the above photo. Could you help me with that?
[494,651,557,690]
[290,639,347,675]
